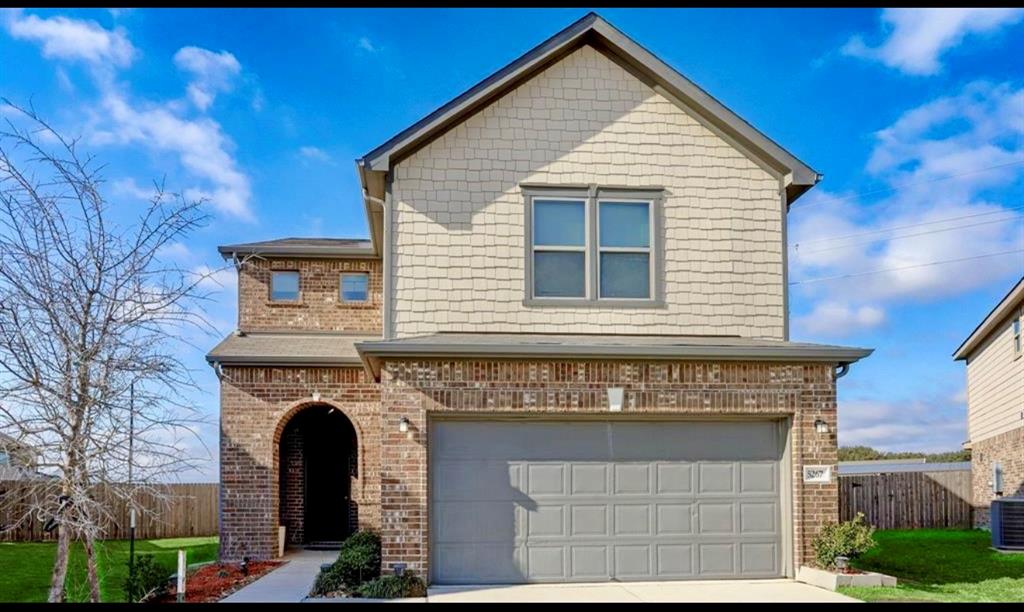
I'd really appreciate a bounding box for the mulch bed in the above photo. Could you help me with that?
[152,560,283,603]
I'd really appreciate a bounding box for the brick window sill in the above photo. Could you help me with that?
[265,300,306,308]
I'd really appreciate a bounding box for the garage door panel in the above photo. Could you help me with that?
[430,421,783,584]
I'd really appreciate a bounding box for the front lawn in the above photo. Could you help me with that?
[0,536,218,603]
[839,529,1024,603]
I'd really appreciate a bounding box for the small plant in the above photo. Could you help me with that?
[812,512,877,570]
[333,530,381,586]
[309,530,383,597]
[355,572,427,599]
[124,554,171,603]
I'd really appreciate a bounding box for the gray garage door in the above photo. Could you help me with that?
[430,420,784,584]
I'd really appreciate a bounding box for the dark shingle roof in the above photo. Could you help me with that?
[206,332,378,366]
[217,237,375,259]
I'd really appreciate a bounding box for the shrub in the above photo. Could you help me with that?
[812,512,877,570]
[310,566,346,597]
[355,572,427,599]
[309,530,382,596]
[333,530,381,586]
[124,554,171,602]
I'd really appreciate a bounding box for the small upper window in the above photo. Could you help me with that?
[1013,313,1022,358]
[270,271,300,301]
[341,273,369,303]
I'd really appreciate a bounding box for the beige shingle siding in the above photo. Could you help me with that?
[389,45,785,339]
[966,307,1024,443]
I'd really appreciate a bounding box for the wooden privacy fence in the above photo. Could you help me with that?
[0,481,218,542]
[839,470,973,529]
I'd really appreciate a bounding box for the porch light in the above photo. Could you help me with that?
[607,388,624,412]
[399,417,410,434]
[814,418,830,434]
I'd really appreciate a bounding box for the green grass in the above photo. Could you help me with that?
[0,536,218,603]
[838,529,1024,603]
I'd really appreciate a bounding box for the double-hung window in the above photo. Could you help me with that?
[531,198,588,298]
[526,187,660,305]
[341,272,370,303]
[598,199,652,299]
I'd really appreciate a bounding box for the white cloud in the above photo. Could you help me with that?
[842,8,1024,75]
[299,145,332,163]
[191,264,236,291]
[173,46,241,111]
[839,398,967,452]
[4,9,135,68]
[110,177,159,201]
[357,36,376,53]
[790,81,1024,332]
[794,302,885,338]
[95,93,254,220]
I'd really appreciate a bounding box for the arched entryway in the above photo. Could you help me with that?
[278,404,358,548]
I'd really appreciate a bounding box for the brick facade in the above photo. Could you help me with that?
[377,359,839,578]
[219,366,381,561]
[279,423,305,545]
[971,426,1024,527]
[238,257,382,333]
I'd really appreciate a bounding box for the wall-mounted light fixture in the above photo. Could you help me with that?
[607,387,624,412]
[814,418,830,434]
[399,417,410,434]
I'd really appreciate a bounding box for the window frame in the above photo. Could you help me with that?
[340,272,371,304]
[529,195,590,301]
[269,270,301,302]
[523,185,663,307]
[596,197,655,301]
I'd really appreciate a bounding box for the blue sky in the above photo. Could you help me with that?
[2,8,1022,480]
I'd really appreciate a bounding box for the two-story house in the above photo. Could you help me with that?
[208,13,871,584]
[954,276,1024,526]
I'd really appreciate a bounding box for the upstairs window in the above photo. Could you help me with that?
[341,272,370,303]
[598,200,652,299]
[525,187,661,306]
[532,199,587,298]
[270,271,300,301]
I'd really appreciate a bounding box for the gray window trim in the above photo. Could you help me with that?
[523,185,664,308]
[340,271,370,303]
[270,270,301,302]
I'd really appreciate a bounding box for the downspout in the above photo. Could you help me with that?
[363,188,390,340]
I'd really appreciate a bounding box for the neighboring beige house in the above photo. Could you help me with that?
[208,13,871,584]
[954,276,1024,526]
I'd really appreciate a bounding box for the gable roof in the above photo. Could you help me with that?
[357,12,820,207]
[953,276,1024,361]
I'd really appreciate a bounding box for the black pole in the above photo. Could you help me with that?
[127,382,135,603]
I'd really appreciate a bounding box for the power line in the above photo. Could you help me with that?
[789,159,1024,210]
[789,248,1024,286]
[791,204,1024,248]
[793,214,1024,256]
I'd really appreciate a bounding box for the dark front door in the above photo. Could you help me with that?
[303,413,351,544]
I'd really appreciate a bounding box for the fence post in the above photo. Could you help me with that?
[177,549,186,603]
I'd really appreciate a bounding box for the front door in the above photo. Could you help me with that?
[304,416,351,544]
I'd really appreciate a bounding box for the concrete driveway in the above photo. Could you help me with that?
[427,579,860,603]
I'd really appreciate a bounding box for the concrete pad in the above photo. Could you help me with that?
[427,579,860,603]
[221,548,337,603]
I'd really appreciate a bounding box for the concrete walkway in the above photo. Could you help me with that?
[221,548,336,603]
[426,579,860,603]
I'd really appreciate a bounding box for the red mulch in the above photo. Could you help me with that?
[152,561,283,603]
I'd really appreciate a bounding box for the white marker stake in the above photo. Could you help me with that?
[177,549,186,603]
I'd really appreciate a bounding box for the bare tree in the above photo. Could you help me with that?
[0,101,218,602]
